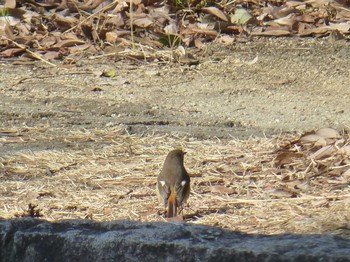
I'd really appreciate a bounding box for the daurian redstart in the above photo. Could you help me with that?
[156,149,190,218]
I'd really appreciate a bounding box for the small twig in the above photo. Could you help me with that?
[129,0,135,49]
[2,36,56,67]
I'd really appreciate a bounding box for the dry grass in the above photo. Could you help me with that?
[1,126,350,237]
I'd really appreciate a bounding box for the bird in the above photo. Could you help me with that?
[156,149,190,218]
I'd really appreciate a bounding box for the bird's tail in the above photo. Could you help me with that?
[167,188,177,218]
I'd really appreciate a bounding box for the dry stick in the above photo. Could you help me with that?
[130,0,135,49]
[64,0,119,34]
[2,36,56,67]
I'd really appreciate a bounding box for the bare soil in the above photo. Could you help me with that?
[1,37,350,236]
[1,37,350,143]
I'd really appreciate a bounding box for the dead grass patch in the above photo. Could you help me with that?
[1,126,350,237]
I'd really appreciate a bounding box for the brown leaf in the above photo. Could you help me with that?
[251,29,291,36]
[315,127,340,139]
[106,14,125,28]
[286,1,306,8]
[44,51,60,60]
[191,28,219,37]
[112,1,128,13]
[214,35,235,45]
[106,32,119,43]
[132,17,153,28]
[262,5,296,19]
[194,38,204,49]
[53,14,78,32]
[299,14,316,23]
[70,44,93,54]
[1,22,15,39]
[310,145,336,160]
[202,7,228,22]
[210,185,235,195]
[270,14,297,27]
[274,152,303,167]
[299,26,330,36]
[164,23,178,35]
[306,0,335,8]
[1,48,25,57]
[41,36,58,48]
[299,134,327,146]
[55,39,86,48]
[5,0,16,8]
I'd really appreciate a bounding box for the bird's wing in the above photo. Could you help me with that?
[157,180,171,207]
[175,178,190,204]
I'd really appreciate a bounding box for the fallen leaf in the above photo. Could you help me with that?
[270,14,297,27]
[164,23,178,35]
[53,14,79,32]
[299,14,316,23]
[194,38,204,49]
[210,185,235,195]
[275,151,303,167]
[106,32,119,43]
[299,26,330,36]
[69,43,92,54]
[231,8,252,25]
[271,6,296,19]
[191,28,219,37]
[300,134,327,146]
[1,48,25,57]
[251,29,291,36]
[202,7,228,22]
[315,127,340,139]
[5,0,16,8]
[44,51,60,60]
[214,35,235,45]
[310,145,336,160]
[132,17,153,28]
[55,39,86,48]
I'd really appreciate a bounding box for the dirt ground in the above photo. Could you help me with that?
[1,37,350,141]
[1,37,350,236]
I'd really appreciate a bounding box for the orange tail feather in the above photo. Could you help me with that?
[167,190,177,218]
